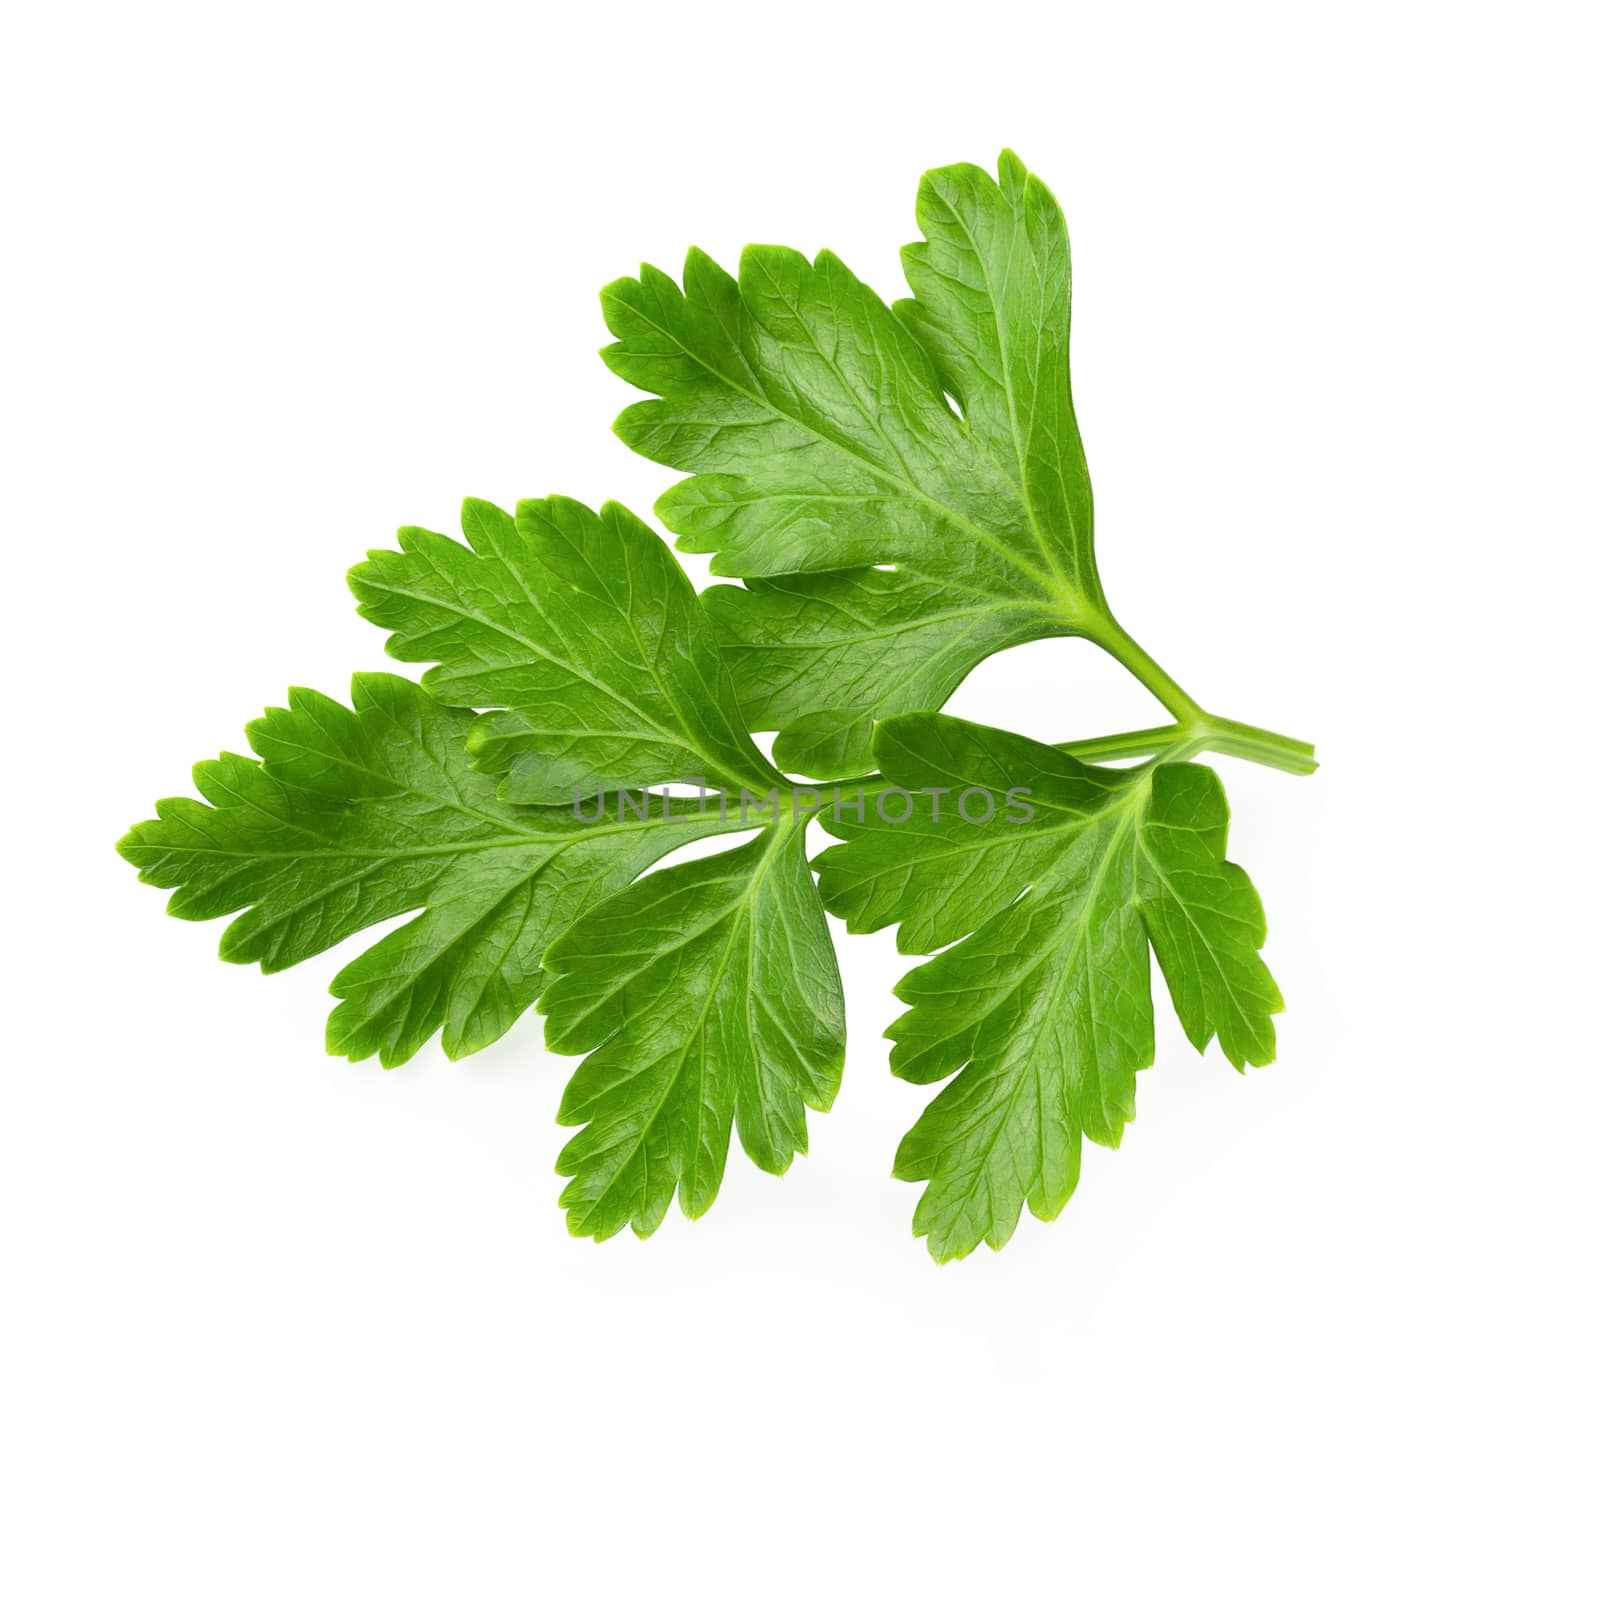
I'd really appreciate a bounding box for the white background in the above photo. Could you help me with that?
[4,2,1596,1594]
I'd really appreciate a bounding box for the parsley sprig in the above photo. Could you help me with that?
[120,152,1313,1258]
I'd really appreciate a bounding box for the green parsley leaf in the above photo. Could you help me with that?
[544,824,844,1240]
[349,495,782,805]
[116,673,733,1066]
[602,149,1314,782]
[124,492,852,1237]
[601,150,1097,778]
[815,713,1281,1261]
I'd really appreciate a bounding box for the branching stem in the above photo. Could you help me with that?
[1078,616,1317,776]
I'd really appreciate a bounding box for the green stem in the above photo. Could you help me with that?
[1086,616,1207,724]
[1052,725,1191,763]
[1190,715,1318,775]
[1081,616,1317,776]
